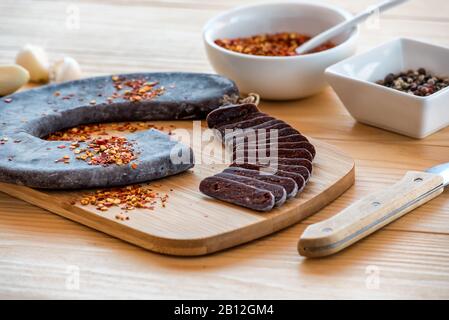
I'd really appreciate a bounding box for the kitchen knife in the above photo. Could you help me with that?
[298,164,449,258]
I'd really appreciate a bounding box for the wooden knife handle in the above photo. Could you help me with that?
[298,171,444,258]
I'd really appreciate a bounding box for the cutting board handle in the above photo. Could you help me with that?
[298,171,444,258]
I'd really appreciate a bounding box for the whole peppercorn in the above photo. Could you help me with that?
[214,32,336,56]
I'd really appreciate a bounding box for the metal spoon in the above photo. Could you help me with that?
[295,0,410,55]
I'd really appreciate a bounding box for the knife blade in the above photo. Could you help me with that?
[298,163,449,258]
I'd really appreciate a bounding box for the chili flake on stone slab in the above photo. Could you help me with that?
[110,76,165,103]
[46,122,174,141]
[47,124,108,142]
[78,184,170,214]
[215,32,335,56]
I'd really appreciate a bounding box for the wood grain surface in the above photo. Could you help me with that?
[0,131,355,256]
[1,0,449,299]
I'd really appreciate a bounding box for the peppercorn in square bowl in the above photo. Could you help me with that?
[325,38,449,138]
[203,1,358,100]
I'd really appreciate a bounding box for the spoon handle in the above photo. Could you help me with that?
[295,0,409,55]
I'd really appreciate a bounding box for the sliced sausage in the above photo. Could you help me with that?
[250,119,285,129]
[231,133,310,150]
[211,111,268,129]
[223,167,298,198]
[215,172,286,206]
[224,122,290,143]
[212,111,268,131]
[199,176,275,212]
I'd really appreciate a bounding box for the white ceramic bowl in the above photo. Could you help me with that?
[325,38,449,139]
[203,1,358,100]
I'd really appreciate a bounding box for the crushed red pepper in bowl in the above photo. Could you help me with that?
[111,76,165,102]
[214,32,335,57]
[46,122,174,142]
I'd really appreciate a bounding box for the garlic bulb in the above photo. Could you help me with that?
[15,44,49,83]
[52,57,82,83]
[0,64,30,96]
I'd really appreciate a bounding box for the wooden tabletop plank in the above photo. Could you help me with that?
[1,202,449,299]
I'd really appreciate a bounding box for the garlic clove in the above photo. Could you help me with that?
[52,57,82,83]
[0,64,30,96]
[15,44,50,83]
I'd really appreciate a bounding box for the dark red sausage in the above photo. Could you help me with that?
[206,103,259,128]
[215,172,286,206]
[223,167,298,198]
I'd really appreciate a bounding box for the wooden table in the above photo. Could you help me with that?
[1,0,449,299]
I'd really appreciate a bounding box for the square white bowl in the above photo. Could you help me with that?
[325,38,449,138]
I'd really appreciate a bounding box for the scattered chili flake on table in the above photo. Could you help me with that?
[78,184,170,214]
[110,76,165,102]
[214,32,335,56]
[55,155,71,164]
[46,122,174,141]
[376,68,449,97]
[47,124,108,141]
[115,213,130,221]
[112,122,175,135]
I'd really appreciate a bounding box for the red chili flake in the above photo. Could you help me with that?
[53,91,61,97]
[131,163,138,170]
[75,136,136,166]
[57,145,66,149]
[215,32,336,56]
[55,157,66,163]
[78,184,169,213]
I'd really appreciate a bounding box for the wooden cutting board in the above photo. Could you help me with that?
[0,121,354,256]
